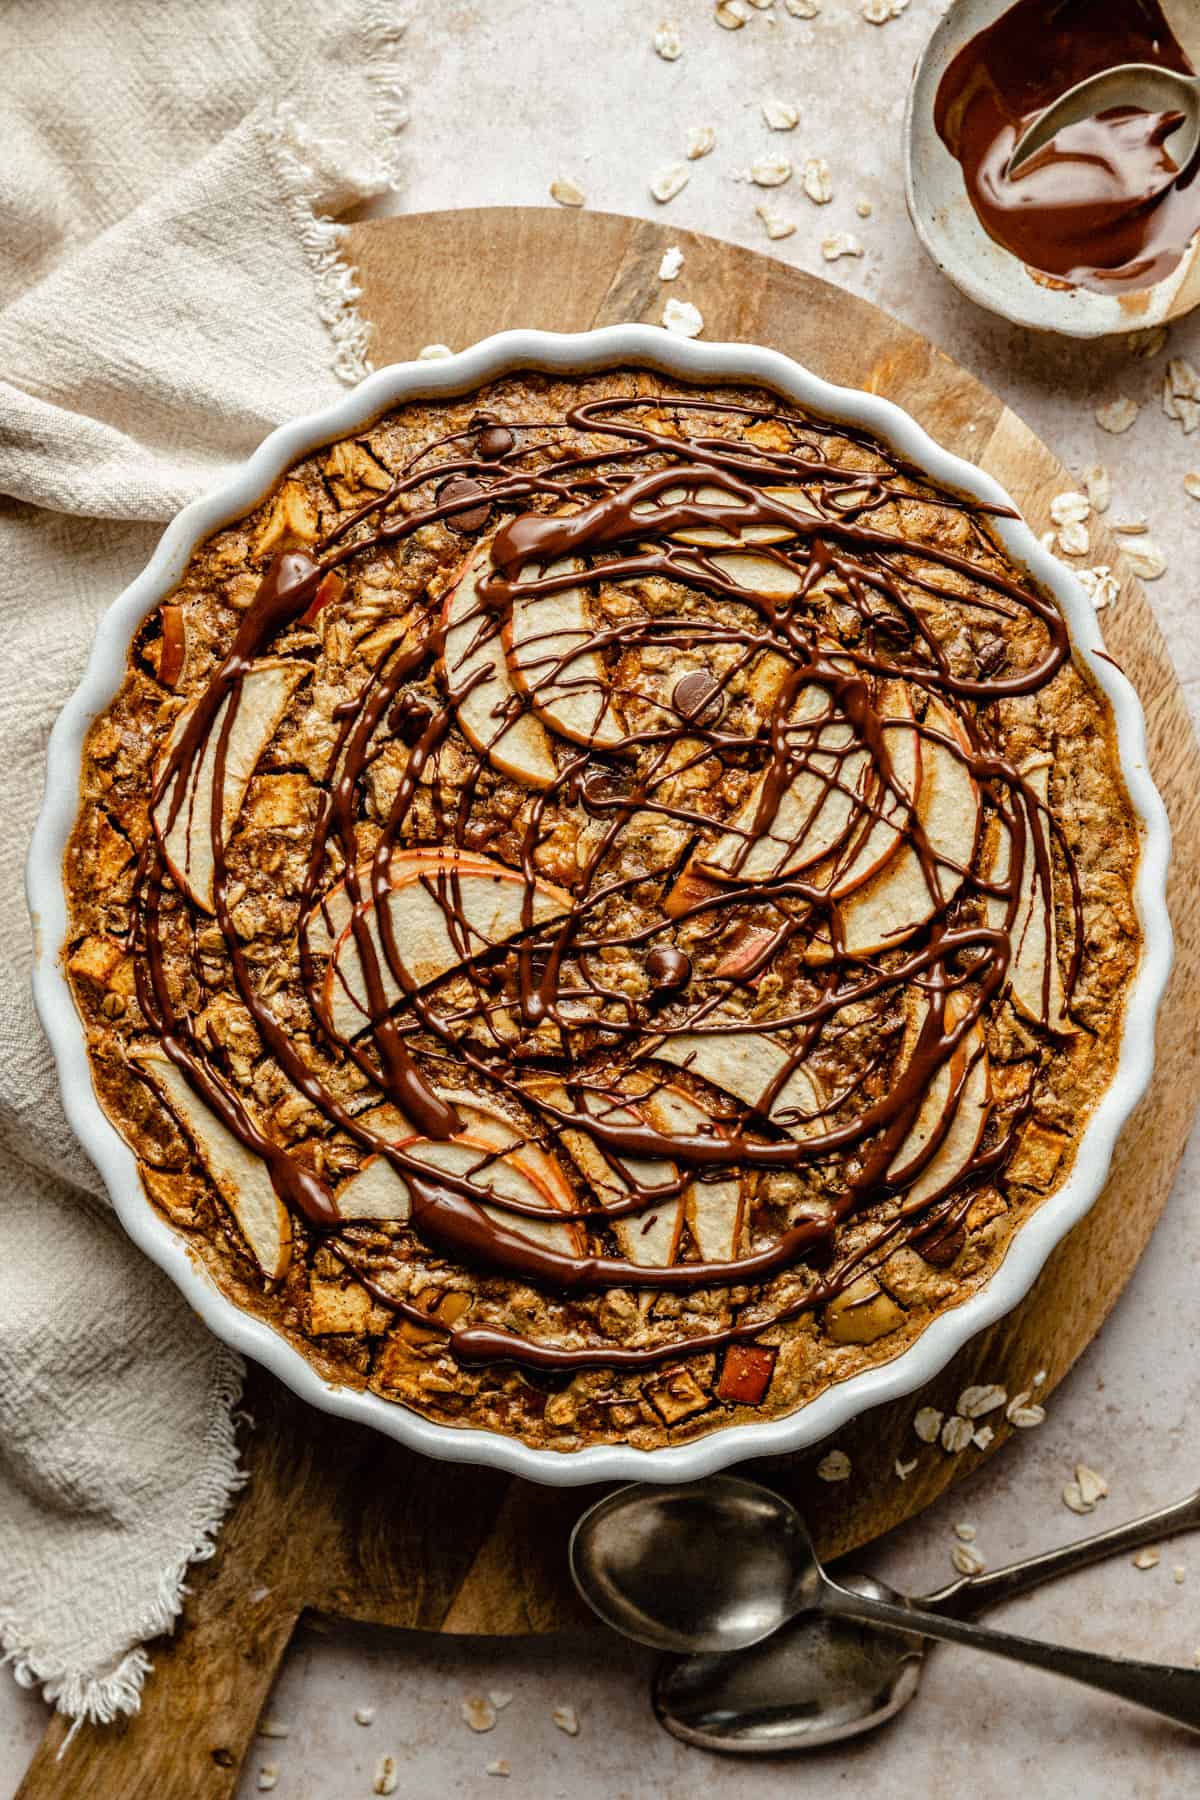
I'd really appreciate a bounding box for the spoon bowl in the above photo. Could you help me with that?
[1008,62,1200,178]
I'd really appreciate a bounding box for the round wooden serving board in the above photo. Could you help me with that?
[21,209,1200,1799]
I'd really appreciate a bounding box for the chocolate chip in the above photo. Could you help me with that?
[437,475,492,534]
[672,671,724,725]
[975,632,1008,677]
[646,945,692,992]
[914,1218,965,1268]
[389,693,435,744]
[475,416,514,461]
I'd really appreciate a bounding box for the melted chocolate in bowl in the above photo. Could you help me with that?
[67,372,1141,1445]
[935,0,1200,293]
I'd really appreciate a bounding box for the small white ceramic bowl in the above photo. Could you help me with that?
[904,0,1200,337]
[27,327,1172,1486]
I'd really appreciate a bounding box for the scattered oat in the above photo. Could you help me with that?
[715,0,749,27]
[486,1763,512,1779]
[1057,519,1090,557]
[1063,1481,1091,1515]
[747,0,773,9]
[374,1755,399,1796]
[650,162,690,204]
[1175,1565,1188,1583]
[1185,472,1200,500]
[914,1406,943,1444]
[958,1383,1007,1420]
[1033,1370,1047,1386]
[856,197,873,218]
[1072,1464,1109,1507]
[1162,357,1200,434]
[821,232,863,261]
[552,1704,581,1736]
[954,1522,977,1542]
[658,245,684,280]
[257,1770,278,1794]
[489,1690,514,1711]
[1123,536,1167,580]
[259,1718,289,1739]
[755,200,796,239]
[661,297,704,338]
[549,177,585,209]
[785,0,820,13]
[818,1448,852,1482]
[687,124,716,159]
[941,1415,973,1454]
[654,20,683,59]
[973,1425,995,1451]
[863,0,908,19]
[952,1542,987,1576]
[762,98,800,131]
[1006,1392,1046,1428]
[417,344,453,362]
[1050,490,1090,527]
[750,154,793,187]
[1128,325,1168,359]
[895,1456,918,1480]
[1095,396,1139,435]
[1133,1548,1161,1571]
[802,156,833,204]
[1082,464,1111,513]
[1078,565,1119,611]
[354,1707,376,1727]
[463,1695,498,1733]
[1113,517,1147,533]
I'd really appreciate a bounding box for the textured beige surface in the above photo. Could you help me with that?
[5,1,1200,1793]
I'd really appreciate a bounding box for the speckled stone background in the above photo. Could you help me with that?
[3,3,1199,1794]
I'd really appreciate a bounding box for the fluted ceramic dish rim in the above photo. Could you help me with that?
[27,326,1173,1486]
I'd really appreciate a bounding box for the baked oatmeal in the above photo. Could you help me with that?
[62,369,1142,1451]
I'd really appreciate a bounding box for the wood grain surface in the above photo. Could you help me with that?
[21,208,1200,1800]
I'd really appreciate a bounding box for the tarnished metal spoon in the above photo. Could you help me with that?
[654,1485,1200,1752]
[569,1476,1200,1739]
[1008,62,1200,178]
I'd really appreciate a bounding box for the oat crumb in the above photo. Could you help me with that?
[1133,1548,1161,1571]
[802,156,833,204]
[1075,1463,1108,1507]
[1123,537,1167,580]
[1082,465,1111,513]
[762,98,800,131]
[914,1406,943,1444]
[686,125,716,160]
[941,1414,973,1454]
[750,154,793,187]
[1174,1565,1187,1584]
[552,1704,581,1736]
[650,162,690,204]
[1078,565,1119,610]
[785,0,820,13]
[817,1448,852,1482]
[973,1425,995,1451]
[489,1689,515,1711]
[661,297,704,338]
[549,177,586,209]
[755,200,796,240]
[658,245,685,281]
[373,1754,399,1796]
[1184,471,1200,500]
[463,1695,498,1733]
[958,1383,1007,1420]
[895,1456,918,1480]
[354,1707,376,1727]
[856,197,873,218]
[257,1770,278,1794]
[715,0,750,27]
[417,344,453,362]
[259,1718,289,1739]
[952,1542,986,1576]
[821,232,863,261]
[486,1762,512,1779]
[1095,396,1139,435]
[1006,1392,1046,1428]
[954,1522,977,1542]
[654,20,683,60]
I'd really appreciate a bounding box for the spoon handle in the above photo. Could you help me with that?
[921,1488,1200,1621]
[821,1581,1200,1732]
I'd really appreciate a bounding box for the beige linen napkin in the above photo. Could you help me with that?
[0,0,407,1729]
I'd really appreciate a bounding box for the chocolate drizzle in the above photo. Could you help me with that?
[127,376,1088,1387]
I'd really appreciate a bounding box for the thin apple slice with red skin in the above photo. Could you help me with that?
[642,1083,745,1263]
[398,1134,584,1259]
[302,847,499,960]
[887,995,991,1210]
[153,657,308,913]
[699,681,870,883]
[441,543,558,789]
[647,1024,823,1136]
[985,758,1075,1034]
[816,694,978,961]
[323,851,573,1042]
[664,483,821,547]
[136,1051,291,1280]
[504,558,624,749]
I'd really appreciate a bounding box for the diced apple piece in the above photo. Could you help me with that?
[153,658,308,912]
[823,695,978,960]
[716,1343,777,1405]
[442,544,558,788]
[300,570,344,628]
[504,558,624,749]
[985,758,1074,1033]
[323,851,573,1041]
[135,1051,291,1280]
[647,1024,823,1136]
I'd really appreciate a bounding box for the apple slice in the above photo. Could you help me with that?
[699,681,870,883]
[503,558,624,749]
[442,544,558,789]
[887,996,991,1209]
[663,483,821,547]
[399,1134,585,1258]
[302,848,498,961]
[153,658,308,912]
[323,851,573,1041]
[820,695,978,960]
[135,1051,291,1280]
[985,758,1074,1033]
[826,684,922,899]
[642,1083,745,1263]
[706,549,805,600]
[647,1023,823,1135]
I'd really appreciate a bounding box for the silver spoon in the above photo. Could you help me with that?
[569,1476,1200,1737]
[1008,62,1200,178]
[653,1484,1200,1752]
